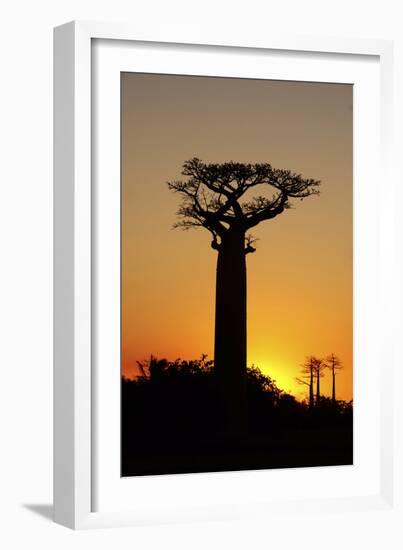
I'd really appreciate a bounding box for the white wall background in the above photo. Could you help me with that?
[0,0,402,548]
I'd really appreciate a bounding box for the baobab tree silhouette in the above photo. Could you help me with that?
[296,356,317,408]
[326,353,343,403]
[313,357,326,405]
[168,157,320,433]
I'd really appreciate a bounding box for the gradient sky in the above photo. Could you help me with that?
[121,73,353,402]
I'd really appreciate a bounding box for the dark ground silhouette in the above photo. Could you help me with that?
[121,357,353,477]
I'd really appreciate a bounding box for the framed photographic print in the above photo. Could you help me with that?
[54,21,400,533]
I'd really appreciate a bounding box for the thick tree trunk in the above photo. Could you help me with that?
[214,230,247,435]
[309,367,314,408]
[316,370,320,405]
[332,369,336,403]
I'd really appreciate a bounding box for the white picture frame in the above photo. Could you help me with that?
[54,20,400,532]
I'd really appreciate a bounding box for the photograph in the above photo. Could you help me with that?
[120,72,353,477]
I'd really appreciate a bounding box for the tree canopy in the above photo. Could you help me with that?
[167,157,320,249]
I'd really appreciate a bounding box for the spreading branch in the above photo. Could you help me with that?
[167,158,320,251]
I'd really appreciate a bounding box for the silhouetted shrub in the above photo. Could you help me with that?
[122,356,352,440]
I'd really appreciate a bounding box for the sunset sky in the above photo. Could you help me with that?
[121,73,353,402]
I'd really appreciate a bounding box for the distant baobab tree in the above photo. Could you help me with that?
[314,357,325,404]
[296,356,316,408]
[326,353,343,403]
[168,158,320,433]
